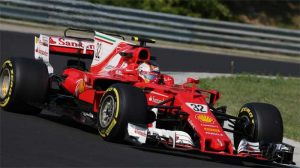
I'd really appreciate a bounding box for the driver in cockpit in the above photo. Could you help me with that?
[137,61,174,86]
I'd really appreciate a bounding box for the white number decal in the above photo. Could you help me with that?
[186,103,208,113]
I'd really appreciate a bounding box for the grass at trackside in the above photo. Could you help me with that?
[198,75,300,141]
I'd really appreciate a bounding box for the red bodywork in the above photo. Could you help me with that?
[43,31,263,158]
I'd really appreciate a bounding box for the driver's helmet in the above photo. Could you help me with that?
[137,61,160,83]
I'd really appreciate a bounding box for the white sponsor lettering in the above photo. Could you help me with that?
[149,96,164,104]
[82,112,94,118]
[201,123,218,128]
[150,91,168,97]
[205,132,224,136]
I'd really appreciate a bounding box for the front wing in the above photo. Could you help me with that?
[126,123,295,165]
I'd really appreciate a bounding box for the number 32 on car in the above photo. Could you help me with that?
[186,103,208,113]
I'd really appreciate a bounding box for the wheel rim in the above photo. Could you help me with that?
[99,95,116,128]
[0,68,11,99]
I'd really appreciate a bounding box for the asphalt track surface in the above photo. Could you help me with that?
[0,30,297,167]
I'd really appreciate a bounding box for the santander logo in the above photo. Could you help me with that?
[49,37,94,50]
[49,37,56,44]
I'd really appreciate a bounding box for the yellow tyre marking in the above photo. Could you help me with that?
[1,80,8,96]
[113,88,120,118]
[105,119,117,136]
[240,107,255,124]
[99,131,107,137]
[0,60,13,107]
[99,86,120,137]
[2,60,12,68]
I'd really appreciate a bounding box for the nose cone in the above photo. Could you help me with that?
[209,138,226,151]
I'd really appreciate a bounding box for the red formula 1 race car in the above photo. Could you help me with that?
[0,28,295,165]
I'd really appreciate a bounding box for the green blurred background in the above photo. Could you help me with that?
[89,0,300,29]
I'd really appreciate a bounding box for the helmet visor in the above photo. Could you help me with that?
[140,71,159,81]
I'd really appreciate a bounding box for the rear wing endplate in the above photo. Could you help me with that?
[34,35,53,74]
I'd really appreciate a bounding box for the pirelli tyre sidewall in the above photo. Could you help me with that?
[97,83,147,142]
[0,60,15,109]
[0,58,49,112]
[234,102,283,149]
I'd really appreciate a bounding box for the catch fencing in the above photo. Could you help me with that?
[0,0,299,56]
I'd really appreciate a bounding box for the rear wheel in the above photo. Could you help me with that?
[234,102,283,150]
[97,83,147,142]
[0,58,49,113]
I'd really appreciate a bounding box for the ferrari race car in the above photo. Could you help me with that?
[0,28,295,165]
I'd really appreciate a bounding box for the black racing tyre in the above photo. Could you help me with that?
[0,58,49,113]
[97,83,148,142]
[233,102,283,150]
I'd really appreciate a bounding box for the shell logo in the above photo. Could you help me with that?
[196,114,214,124]
[75,79,85,96]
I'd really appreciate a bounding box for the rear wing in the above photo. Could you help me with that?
[34,28,94,61]
[34,28,128,74]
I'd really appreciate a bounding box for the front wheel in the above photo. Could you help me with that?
[97,83,148,142]
[233,102,283,150]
